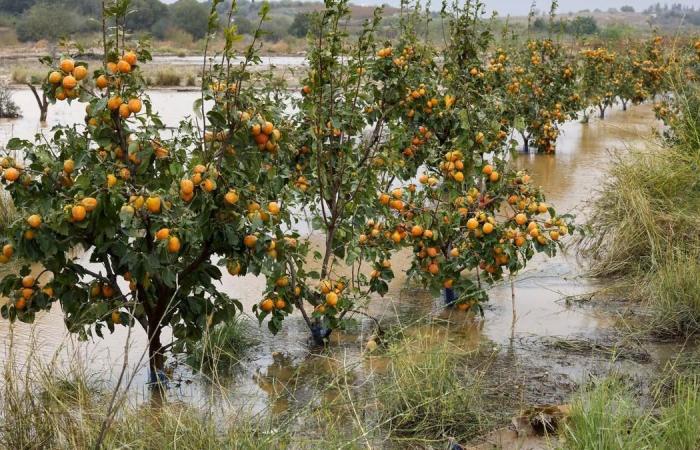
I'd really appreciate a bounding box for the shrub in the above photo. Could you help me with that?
[0,83,21,118]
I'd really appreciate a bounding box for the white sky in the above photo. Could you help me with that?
[161,0,700,16]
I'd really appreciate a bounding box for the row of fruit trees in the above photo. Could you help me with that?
[0,0,691,378]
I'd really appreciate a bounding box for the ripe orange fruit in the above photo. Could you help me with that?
[123,51,137,66]
[537,203,548,214]
[378,193,390,205]
[155,228,170,240]
[62,75,77,90]
[102,284,114,297]
[275,276,289,287]
[515,213,527,226]
[146,196,161,214]
[428,262,439,275]
[112,310,121,324]
[116,59,131,73]
[71,205,87,222]
[411,225,424,237]
[262,121,273,135]
[23,230,35,240]
[489,171,500,182]
[275,298,286,309]
[107,61,118,73]
[4,167,20,181]
[154,146,169,159]
[15,297,27,310]
[193,164,207,174]
[180,179,194,195]
[254,133,269,147]
[268,201,280,215]
[243,234,258,248]
[27,214,42,228]
[180,191,194,202]
[326,292,338,307]
[260,298,274,312]
[2,244,13,258]
[467,218,479,230]
[73,65,87,80]
[106,174,117,187]
[21,276,34,288]
[42,286,54,297]
[60,58,75,73]
[119,168,131,180]
[81,197,98,212]
[482,164,493,175]
[202,178,216,192]
[119,103,131,119]
[107,96,122,110]
[250,123,261,136]
[167,236,181,253]
[48,71,62,84]
[423,229,434,239]
[224,190,239,205]
[549,230,560,241]
[96,75,109,89]
[63,159,75,174]
[482,223,494,234]
[127,98,142,113]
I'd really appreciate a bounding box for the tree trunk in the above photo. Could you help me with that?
[26,83,48,123]
[598,104,606,120]
[147,323,165,384]
[520,131,530,153]
[622,100,628,111]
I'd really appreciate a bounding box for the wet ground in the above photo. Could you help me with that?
[0,93,690,447]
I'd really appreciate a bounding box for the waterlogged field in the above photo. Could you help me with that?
[0,0,699,448]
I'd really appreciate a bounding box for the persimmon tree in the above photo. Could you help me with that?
[502,5,580,153]
[504,37,580,153]
[0,0,293,380]
[253,0,433,343]
[578,47,617,120]
[375,0,575,311]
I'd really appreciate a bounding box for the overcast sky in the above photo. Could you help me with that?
[163,0,700,15]
[479,0,699,16]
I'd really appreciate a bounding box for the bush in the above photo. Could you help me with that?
[377,336,492,442]
[152,68,182,86]
[0,83,21,118]
[564,376,700,449]
[182,317,259,375]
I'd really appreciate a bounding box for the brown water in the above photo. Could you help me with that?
[0,92,667,415]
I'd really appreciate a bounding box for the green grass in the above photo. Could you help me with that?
[375,333,494,444]
[581,83,700,337]
[563,376,700,450]
[183,316,259,376]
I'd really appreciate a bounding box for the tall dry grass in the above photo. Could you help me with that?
[581,80,700,337]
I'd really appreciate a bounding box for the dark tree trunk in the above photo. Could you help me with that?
[147,322,165,384]
[598,104,606,120]
[26,83,48,122]
[520,131,530,153]
[622,100,628,111]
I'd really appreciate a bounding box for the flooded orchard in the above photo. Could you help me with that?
[0,90,680,425]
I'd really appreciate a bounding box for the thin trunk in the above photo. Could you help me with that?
[622,100,628,111]
[598,104,606,120]
[148,322,165,384]
[520,131,530,153]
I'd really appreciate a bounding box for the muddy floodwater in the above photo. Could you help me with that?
[0,90,675,419]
